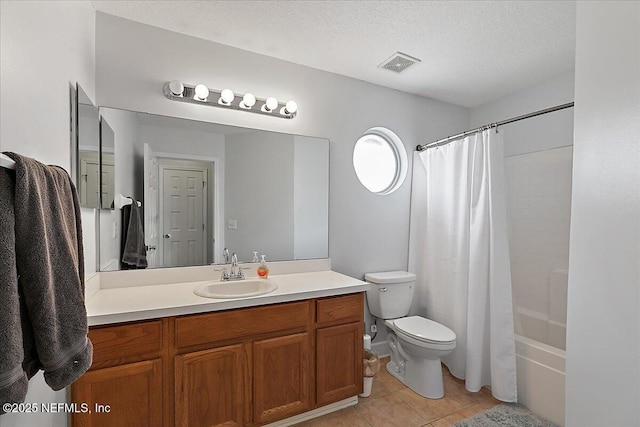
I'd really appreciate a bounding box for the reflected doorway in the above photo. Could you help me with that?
[159,159,208,267]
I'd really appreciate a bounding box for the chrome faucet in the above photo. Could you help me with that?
[221,253,245,281]
[231,253,240,276]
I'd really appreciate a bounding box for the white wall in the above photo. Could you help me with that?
[97,109,141,270]
[293,135,329,259]
[95,13,469,280]
[565,2,640,426]
[100,108,142,202]
[139,123,227,159]
[0,2,95,426]
[225,131,295,261]
[470,71,574,157]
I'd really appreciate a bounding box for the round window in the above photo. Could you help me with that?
[353,127,407,195]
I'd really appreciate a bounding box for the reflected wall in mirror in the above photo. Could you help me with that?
[100,118,115,209]
[97,108,329,271]
[75,85,100,208]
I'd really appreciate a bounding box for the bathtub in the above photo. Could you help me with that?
[512,269,567,425]
[515,334,566,426]
[515,306,567,350]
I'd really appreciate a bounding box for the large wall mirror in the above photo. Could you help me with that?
[93,108,329,271]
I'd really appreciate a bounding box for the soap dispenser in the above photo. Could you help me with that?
[257,255,269,279]
[252,251,259,263]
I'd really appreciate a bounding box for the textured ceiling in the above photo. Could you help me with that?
[92,0,576,108]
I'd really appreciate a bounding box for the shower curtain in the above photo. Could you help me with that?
[408,129,517,402]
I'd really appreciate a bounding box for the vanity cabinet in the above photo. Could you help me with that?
[175,344,248,427]
[316,293,364,406]
[71,320,165,427]
[72,292,363,427]
[253,332,311,424]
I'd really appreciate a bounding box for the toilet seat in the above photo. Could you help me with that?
[393,316,456,344]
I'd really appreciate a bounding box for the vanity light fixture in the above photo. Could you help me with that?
[163,81,297,119]
[240,93,256,109]
[168,80,184,97]
[193,84,209,101]
[219,89,234,106]
[262,97,279,113]
[281,100,298,116]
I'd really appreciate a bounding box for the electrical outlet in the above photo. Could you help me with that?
[371,324,377,333]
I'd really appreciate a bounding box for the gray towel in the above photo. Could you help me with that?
[3,152,93,393]
[0,168,28,413]
[121,197,147,269]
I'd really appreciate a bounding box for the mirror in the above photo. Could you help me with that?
[75,85,101,208]
[96,108,329,271]
[99,118,116,209]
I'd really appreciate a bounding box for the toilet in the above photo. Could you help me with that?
[365,271,456,399]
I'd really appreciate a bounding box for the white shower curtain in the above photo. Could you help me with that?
[408,129,517,402]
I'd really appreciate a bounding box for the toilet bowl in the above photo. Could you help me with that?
[365,271,456,399]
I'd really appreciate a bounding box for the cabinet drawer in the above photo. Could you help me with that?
[88,320,163,364]
[316,293,363,327]
[176,300,310,348]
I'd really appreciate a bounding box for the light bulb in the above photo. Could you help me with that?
[194,84,209,101]
[284,100,297,114]
[219,88,234,105]
[168,80,184,96]
[263,97,278,112]
[240,93,256,109]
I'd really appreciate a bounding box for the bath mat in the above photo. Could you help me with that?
[454,403,559,427]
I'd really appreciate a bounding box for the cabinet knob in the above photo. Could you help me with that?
[164,234,171,239]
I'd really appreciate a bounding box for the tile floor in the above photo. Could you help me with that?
[296,357,500,427]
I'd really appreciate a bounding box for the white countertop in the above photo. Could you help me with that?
[86,270,368,326]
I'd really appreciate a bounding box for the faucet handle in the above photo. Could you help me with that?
[221,268,230,280]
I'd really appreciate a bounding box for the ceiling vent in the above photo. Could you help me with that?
[378,52,421,73]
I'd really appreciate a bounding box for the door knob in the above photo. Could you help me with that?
[164,234,171,239]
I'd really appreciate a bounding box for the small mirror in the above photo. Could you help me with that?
[75,85,101,208]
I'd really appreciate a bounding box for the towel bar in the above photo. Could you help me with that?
[115,194,141,209]
[0,153,16,170]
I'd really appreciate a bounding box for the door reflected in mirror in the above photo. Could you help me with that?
[97,108,329,271]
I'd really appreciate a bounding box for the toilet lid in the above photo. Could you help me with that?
[394,316,456,343]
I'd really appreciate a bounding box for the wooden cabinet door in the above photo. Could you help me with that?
[71,359,162,427]
[253,333,310,425]
[316,322,363,406]
[174,344,248,427]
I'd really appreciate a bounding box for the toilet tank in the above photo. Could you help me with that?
[365,271,416,319]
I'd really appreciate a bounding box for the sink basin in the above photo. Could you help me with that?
[194,279,278,299]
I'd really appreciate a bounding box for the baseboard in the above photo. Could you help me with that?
[263,396,358,427]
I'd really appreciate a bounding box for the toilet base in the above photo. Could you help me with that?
[387,357,445,399]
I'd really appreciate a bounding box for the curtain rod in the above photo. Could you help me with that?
[416,102,574,152]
